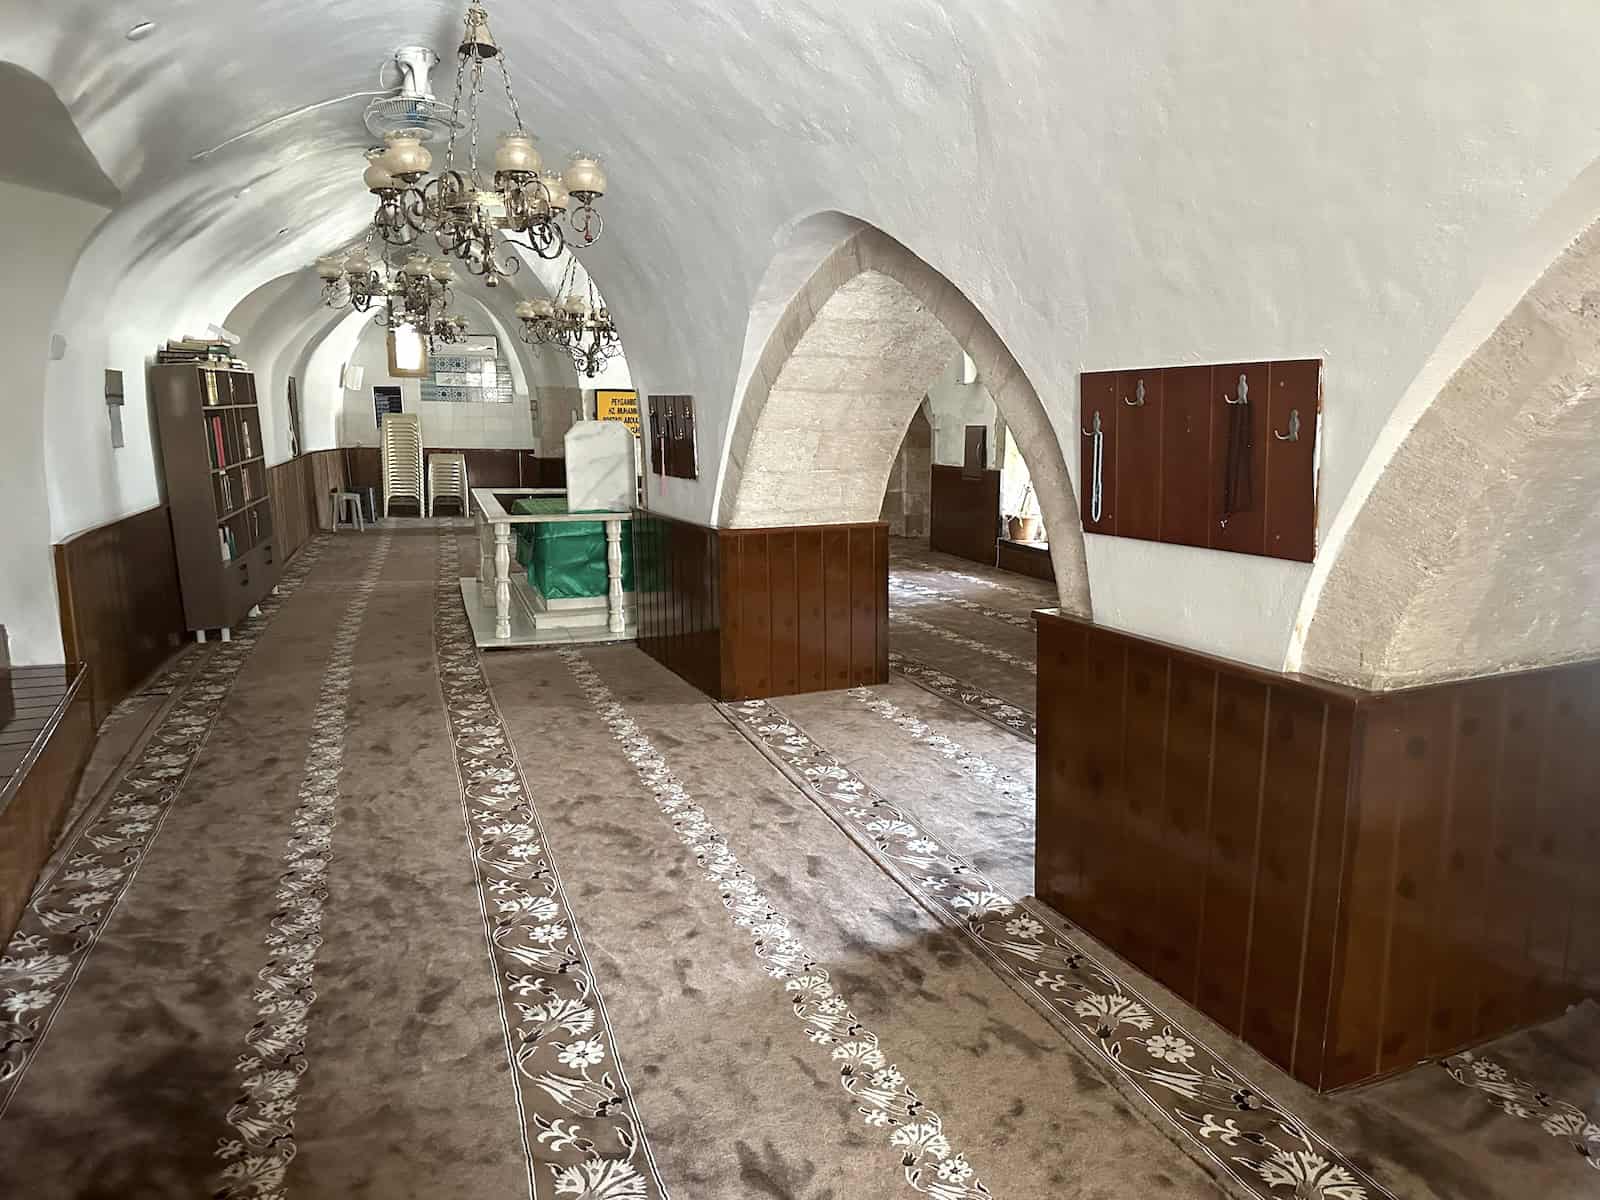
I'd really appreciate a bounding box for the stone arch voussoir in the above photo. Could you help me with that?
[1300,217,1600,687]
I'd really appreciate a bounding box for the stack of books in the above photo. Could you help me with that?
[157,336,248,370]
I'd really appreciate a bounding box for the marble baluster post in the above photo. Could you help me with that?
[476,506,491,606]
[494,520,513,639]
[605,518,625,634]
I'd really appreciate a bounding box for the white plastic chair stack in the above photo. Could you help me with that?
[380,413,423,517]
[428,451,469,517]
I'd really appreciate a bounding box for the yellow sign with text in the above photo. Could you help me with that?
[596,389,641,437]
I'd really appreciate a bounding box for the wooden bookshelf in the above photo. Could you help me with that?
[148,364,281,635]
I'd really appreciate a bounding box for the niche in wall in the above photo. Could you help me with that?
[386,327,428,378]
[1079,360,1320,562]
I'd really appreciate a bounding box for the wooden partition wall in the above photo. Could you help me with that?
[267,449,346,562]
[928,465,1000,566]
[0,664,93,944]
[53,506,186,727]
[341,447,566,512]
[633,514,724,696]
[634,512,889,701]
[51,449,342,727]
[1036,611,1600,1092]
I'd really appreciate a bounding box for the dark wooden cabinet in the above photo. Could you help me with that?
[647,395,698,480]
[1112,370,1162,541]
[929,465,1000,565]
[1207,362,1271,556]
[1080,360,1321,563]
[148,365,281,635]
[1157,365,1213,548]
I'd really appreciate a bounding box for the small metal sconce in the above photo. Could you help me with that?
[105,368,125,449]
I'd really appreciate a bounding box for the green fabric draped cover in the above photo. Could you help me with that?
[512,499,634,599]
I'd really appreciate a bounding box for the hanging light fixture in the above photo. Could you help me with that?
[566,298,621,379]
[363,2,610,281]
[515,256,620,378]
[514,296,560,345]
[315,238,463,340]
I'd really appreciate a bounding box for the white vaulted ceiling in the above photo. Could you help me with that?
[8,1,1600,673]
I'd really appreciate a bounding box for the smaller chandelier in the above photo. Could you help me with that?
[427,313,471,346]
[513,296,559,344]
[515,261,620,379]
[316,245,461,336]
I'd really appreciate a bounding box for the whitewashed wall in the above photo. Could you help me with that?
[335,322,533,450]
[923,353,998,469]
[0,180,107,663]
[10,3,1600,672]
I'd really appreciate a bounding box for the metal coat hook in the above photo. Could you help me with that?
[1124,378,1146,407]
[1081,410,1104,523]
[1223,374,1249,405]
[1274,409,1301,443]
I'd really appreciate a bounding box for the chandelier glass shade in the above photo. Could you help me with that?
[362,2,609,282]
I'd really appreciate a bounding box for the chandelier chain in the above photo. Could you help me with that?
[467,56,483,184]
[497,45,525,135]
[444,50,467,169]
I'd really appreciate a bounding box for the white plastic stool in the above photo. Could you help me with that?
[331,489,364,531]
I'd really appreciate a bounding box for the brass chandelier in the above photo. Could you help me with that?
[361,1,608,283]
[315,244,469,346]
[515,258,621,379]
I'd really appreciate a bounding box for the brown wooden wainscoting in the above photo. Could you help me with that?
[268,449,346,563]
[633,512,889,701]
[0,664,92,944]
[996,538,1054,582]
[340,447,565,515]
[929,464,999,566]
[633,512,723,697]
[1036,611,1600,1092]
[53,506,185,726]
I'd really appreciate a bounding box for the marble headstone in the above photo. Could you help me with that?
[564,420,635,511]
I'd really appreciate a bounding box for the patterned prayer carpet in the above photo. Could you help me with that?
[0,528,1591,1198]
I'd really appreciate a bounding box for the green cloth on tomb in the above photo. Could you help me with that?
[511,497,568,567]
[511,498,634,599]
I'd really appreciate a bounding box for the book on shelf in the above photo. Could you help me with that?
[219,527,234,563]
[212,416,226,467]
[241,420,253,459]
[156,337,247,371]
[241,469,251,503]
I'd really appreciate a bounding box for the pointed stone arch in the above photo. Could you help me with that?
[1297,210,1600,687]
[716,221,1091,616]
